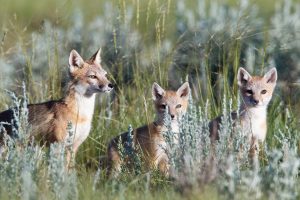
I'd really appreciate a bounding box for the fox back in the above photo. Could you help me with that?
[106,82,190,178]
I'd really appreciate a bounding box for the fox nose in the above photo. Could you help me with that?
[108,83,114,89]
[99,84,113,90]
[170,114,175,119]
[252,99,259,105]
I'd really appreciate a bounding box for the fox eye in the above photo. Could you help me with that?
[159,104,166,109]
[261,90,267,94]
[246,90,253,95]
[176,104,182,109]
[88,75,97,79]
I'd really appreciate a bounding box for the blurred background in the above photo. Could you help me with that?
[0,0,299,166]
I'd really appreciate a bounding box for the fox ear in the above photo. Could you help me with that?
[89,48,102,65]
[237,67,252,87]
[152,82,165,100]
[177,82,190,99]
[264,67,277,84]
[69,50,84,73]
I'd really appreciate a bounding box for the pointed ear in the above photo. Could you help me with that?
[264,67,277,84]
[89,48,102,65]
[177,82,190,99]
[237,67,252,87]
[69,50,84,73]
[152,82,165,101]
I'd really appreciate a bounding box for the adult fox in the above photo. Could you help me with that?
[0,49,113,162]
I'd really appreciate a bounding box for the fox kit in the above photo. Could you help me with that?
[107,82,190,178]
[0,49,113,161]
[209,67,277,158]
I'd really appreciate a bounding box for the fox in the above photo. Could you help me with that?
[209,67,277,159]
[0,49,113,163]
[106,82,190,178]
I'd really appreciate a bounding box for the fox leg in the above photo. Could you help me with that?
[107,145,122,178]
[248,136,259,163]
[66,145,79,170]
[157,156,169,176]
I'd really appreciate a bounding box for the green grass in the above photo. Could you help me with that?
[0,0,299,199]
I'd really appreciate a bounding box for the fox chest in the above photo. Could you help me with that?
[67,121,92,148]
[240,116,267,142]
[67,96,95,148]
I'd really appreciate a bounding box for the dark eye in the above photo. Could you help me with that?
[261,90,267,94]
[176,104,182,109]
[159,104,166,109]
[246,90,253,95]
[88,75,97,79]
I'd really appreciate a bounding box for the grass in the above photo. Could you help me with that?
[0,0,300,199]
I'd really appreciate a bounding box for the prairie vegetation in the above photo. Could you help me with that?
[0,0,299,199]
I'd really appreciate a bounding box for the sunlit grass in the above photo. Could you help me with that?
[0,0,299,199]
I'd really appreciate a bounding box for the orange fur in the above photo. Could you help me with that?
[209,67,277,159]
[106,82,190,178]
[0,49,113,165]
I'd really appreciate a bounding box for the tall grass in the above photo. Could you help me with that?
[0,0,299,199]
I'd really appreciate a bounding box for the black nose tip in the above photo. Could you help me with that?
[252,99,259,105]
[170,114,175,119]
[108,83,114,89]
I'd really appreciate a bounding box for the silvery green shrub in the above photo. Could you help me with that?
[163,95,299,199]
[0,85,78,200]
